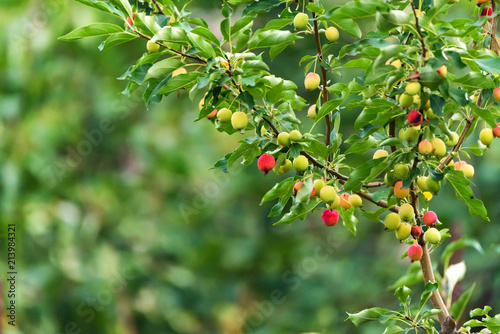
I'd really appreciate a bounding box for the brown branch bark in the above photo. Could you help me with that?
[389,121,397,153]
[151,0,166,16]
[410,0,427,59]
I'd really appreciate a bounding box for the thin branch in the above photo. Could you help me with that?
[410,0,427,59]
[151,0,166,16]
[389,121,397,153]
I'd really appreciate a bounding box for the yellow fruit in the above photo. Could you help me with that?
[231,111,248,130]
[313,179,326,194]
[396,222,412,240]
[399,93,414,108]
[425,227,441,244]
[405,82,421,96]
[423,191,433,200]
[373,149,389,160]
[293,155,309,172]
[390,59,402,68]
[293,13,309,30]
[304,73,321,90]
[461,164,474,178]
[325,26,339,42]
[417,176,429,191]
[480,128,494,146]
[307,105,317,119]
[277,159,292,174]
[289,130,302,142]
[147,40,160,53]
[320,186,337,204]
[277,132,291,147]
[328,196,340,209]
[216,108,232,123]
[348,194,362,208]
[419,140,433,155]
[384,212,401,231]
[430,138,446,158]
[399,203,414,222]
[172,67,187,77]
[445,132,459,147]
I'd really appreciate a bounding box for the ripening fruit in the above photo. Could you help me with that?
[304,73,321,90]
[293,181,316,198]
[147,40,160,53]
[349,194,362,208]
[431,138,446,158]
[394,163,410,180]
[426,177,441,193]
[313,179,326,194]
[277,159,292,174]
[293,155,309,172]
[423,211,438,227]
[322,209,339,226]
[373,149,389,160]
[413,94,421,105]
[231,111,248,130]
[477,0,490,4]
[454,160,467,171]
[328,196,340,209]
[408,110,423,127]
[206,109,217,119]
[411,225,422,238]
[445,132,459,147]
[405,82,421,96]
[480,128,494,146]
[437,65,447,76]
[396,222,412,240]
[390,59,402,68]
[399,93,414,108]
[394,181,410,199]
[325,26,339,42]
[419,140,433,155]
[278,132,291,147]
[493,123,500,138]
[461,164,475,178]
[258,154,275,174]
[425,227,441,244]
[293,12,309,30]
[339,193,352,210]
[384,212,401,231]
[172,67,187,77]
[289,130,303,142]
[480,6,493,22]
[417,176,429,191]
[126,12,135,27]
[494,88,500,101]
[408,244,423,261]
[307,104,317,119]
[320,185,337,204]
[399,203,414,222]
[217,108,232,123]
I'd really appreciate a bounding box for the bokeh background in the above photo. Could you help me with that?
[0,0,499,333]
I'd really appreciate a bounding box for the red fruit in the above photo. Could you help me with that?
[408,110,423,127]
[322,209,339,226]
[293,181,316,198]
[480,6,493,22]
[257,154,275,175]
[408,244,423,261]
[126,13,136,27]
[494,88,500,102]
[206,109,217,119]
[493,122,500,138]
[437,65,447,76]
[423,211,438,227]
[411,225,422,238]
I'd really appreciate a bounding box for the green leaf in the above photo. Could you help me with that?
[470,305,492,317]
[187,32,216,58]
[144,58,185,81]
[248,30,300,49]
[450,283,476,321]
[315,99,343,123]
[344,136,377,155]
[445,170,489,221]
[376,11,410,32]
[327,0,389,20]
[343,159,388,192]
[98,32,138,50]
[340,207,358,236]
[155,27,189,45]
[469,103,500,128]
[191,27,220,46]
[74,0,114,14]
[346,307,391,326]
[382,325,404,334]
[394,286,412,305]
[296,178,313,204]
[484,314,500,333]
[474,58,500,74]
[419,282,438,311]
[420,309,443,320]
[261,177,295,204]
[451,72,495,90]
[242,0,282,15]
[274,200,320,225]
[441,238,483,267]
[59,23,124,41]
[157,72,203,95]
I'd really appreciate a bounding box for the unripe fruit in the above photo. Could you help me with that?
[384,212,401,231]
[322,209,339,226]
[231,111,248,130]
[289,130,302,142]
[408,110,423,127]
[423,211,438,227]
[339,193,352,210]
[417,176,429,191]
[461,164,475,178]
[413,94,420,105]
[399,93,414,108]
[147,40,160,53]
[304,72,321,91]
[408,244,423,261]
[426,177,441,193]
[172,67,187,77]
[419,140,433,155]
[427,108,436,119]
[431,138,446,158]
[437,65,447,76]
[494,87,500,101]
[373,149,389,160]
[348,194,362,208]
[320,185,337,204]
[445,132,459,147]
[394,163,410,180]
[394,181,409,199]
[390,59,402,68]
[217,108,232,122]
[399,127,420,144]
[385,172,396,187]
[277,159,292,174]
[257,154,275,175]
[480,6,493,22]
[425,227,441,244]
[328,195,340,209]
[307,104,317,119]
[405,82,421,96]
[411,225,422,238]
[278,132,291,147]
[493,122,500,138]
[325,26,339,42]
[293,155,309,172]
[396,222,412,240]
[313,179,326,194]
[480,128,494,146]
[399,203,414,222]
[293,12,309,30]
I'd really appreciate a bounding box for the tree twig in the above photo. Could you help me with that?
[151,0,166,16]
[410,0,427,59]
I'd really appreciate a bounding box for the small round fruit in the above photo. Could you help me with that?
[391,59,402,68]
[408,244,423,261]
[417,176,429,191]
[206,109,217,119]
[293,181,303,196]
[385,172,396,187]
[339,193,352,210]
[454,161,467,171]
[217,108,232,123]
[411,225,422,238]
[425,227,441,244]
[322,209,339,226]
[419,140,433,155]
[408,110,423,127]
[493,122,500,138]
[373,149,389,160]
[307,105,317,119]
[399,203,414,222]
[394,181,410,199]
[293,12,309,30]
[277,159,292,174]
[231,112,248,130]
[313,179,326,194]
[328,196,340,209]
[257,154,275,174]
[293,155,309,172]
[289,130,302,142]
[320,186,337,204]
[399,127,420,144]
[172,67,187,77]
[384,212,401,231]
[494,87,500,101]
[399,93,414,108]
[427,108,436,119]
[461,164,475,178]
[304,72,321,91]
[480,6,493,22]
[430,138,446,158]
[325,26,339,42]
[426,177,441,193]
[278,132,291,147]
[147,40,160,53]
[480,128,494,146]
[396,222,412,240]
[423,211,438,227]
[437,65,447,76]
[445,132,459,147]
[405,81,421,96]
[348,194,362,208]
[394,163,410,180]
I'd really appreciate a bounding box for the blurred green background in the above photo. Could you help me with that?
[0,0,499,333]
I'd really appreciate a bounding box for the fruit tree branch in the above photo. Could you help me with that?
[410,0,427,59]
[151,0,166,16]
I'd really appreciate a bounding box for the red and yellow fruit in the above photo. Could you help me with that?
[411,225,422,238]
[304,73,321,90]
[437,65,447,76]
[339,193,352,210]
[307,104,317,119]
[394,181,410,198]
[494,87,500,101]
[423,211,438,227]
[408,244,423,261]
[493,122,500,138]
[408,110,423,127]
[419,140,433,155]
[257,154,275,174]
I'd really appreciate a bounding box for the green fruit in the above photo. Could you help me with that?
[399,127,420,144]
[325,26,339,42]
[231,111,248,130]
[445,132,459,147]
[277,159,292,174]
[348,194,362,207]
[384,212,401,231]
[293,13,309,30]
[461,164,474,178]
[278,132,291,147]
[394,163,410,180]
[399,203,414,222]
[147,40,160,53]
[405,81,421,96]
[385,172,396,187]
[396,222,412,240]
[373,149,389,160]
[216,108,232,122]
[427,108,436,119]
[307,105,317,119]
[328,196,340,209]
[320,185,337,203]
[480,128,494,146]
[289,130,302,142]
[293,155,309,172]
[426,177,441,193]
[399,93,414,108]
[313,179,326,193]
[417,176,429,191]
[425,227,441,244]
[430,138,446,158]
